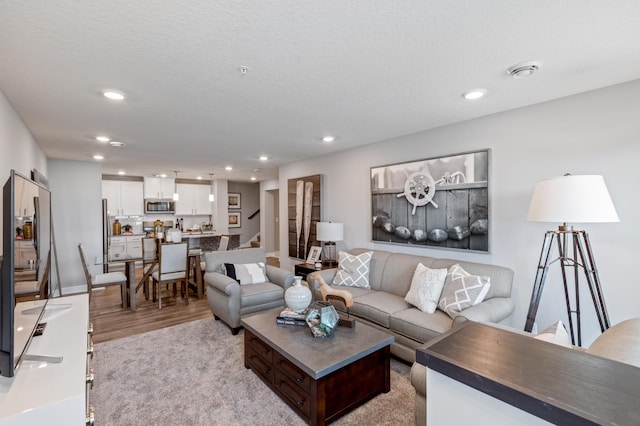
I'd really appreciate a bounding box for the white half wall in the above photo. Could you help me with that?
[278,79,640,346]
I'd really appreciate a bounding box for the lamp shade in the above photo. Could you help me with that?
[526,175,619,223]
[316,222,344,242]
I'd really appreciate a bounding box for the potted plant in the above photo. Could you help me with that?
[122,224,133,235]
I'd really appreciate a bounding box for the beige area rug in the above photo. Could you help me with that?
[91,317,415,425]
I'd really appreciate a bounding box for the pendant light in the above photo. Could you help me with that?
[208,173,215,202]
[173,171,179,201]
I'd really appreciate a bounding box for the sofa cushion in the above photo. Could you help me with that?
[390,308,452,343]
[224,262,267,285]
[379,252,436,297]
[333,251,373,288]
[404,263,447,313]
[240,282,284,307]
[438,264,491,318]
[349,248,393,291]
[349,291,410,328]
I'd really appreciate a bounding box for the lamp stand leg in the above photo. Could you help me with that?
[524,229,611,346]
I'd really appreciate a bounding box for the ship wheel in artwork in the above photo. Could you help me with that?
[396,172,440,215]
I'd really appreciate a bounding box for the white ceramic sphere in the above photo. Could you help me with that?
[285,277,312,313]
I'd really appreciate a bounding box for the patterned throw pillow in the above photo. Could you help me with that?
[534,320,572,347]
[438,264,491,318]
[332,251,373,288]
[404,263,448,313]
[224,262,267,285]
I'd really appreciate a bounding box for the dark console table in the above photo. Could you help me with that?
[416,321,640,425]
[294,262,334,281]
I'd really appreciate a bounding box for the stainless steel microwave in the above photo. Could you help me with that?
[144,199,175,214]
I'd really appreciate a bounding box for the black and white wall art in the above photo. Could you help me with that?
[370,149,490,252]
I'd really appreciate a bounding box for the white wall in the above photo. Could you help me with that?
[48,159,103,293]
[278,79,640,346]
[0,89,48,256]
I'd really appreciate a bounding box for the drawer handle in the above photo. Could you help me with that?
[86,368,95,389]
[87,341,94,359]
[296,397,306,407]
[88,322,94,335]
[86,405,95,425]
[261,348,271,356]
[295,376,305,383]
[262,368,271,376]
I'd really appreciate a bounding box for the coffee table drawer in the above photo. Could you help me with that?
[246,331,273,364]
[274,353,312,394]
[274,369,311,418]
[246,345,274,383]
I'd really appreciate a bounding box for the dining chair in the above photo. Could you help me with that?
[141,237,158,300]
[15,252,50,301]
[78,243,127,305]
[218,235,229,251]
[151,241,189,309]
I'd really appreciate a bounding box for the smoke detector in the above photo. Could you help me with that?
[507,60,541,78]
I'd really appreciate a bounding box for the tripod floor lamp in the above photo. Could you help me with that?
[524,174,619,346]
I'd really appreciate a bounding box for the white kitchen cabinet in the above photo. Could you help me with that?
[143,177,175,199]
[14,176,38,217]
[108,235,142,259]
[0,294,91,426]
[102,180,143,216]
[14,240,37,269]
[176,183,211,215]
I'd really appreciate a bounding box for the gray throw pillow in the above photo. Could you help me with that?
[332,251,373,288]
[438,264,491,318]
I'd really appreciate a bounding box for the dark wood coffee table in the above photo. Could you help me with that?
[241,310,394,425]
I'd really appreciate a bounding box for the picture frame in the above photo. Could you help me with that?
[228,212,241,228]
[306,245,322,263]
[370,149,490,253]
[228,193,241,209]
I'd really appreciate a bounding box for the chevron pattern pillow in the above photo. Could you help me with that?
[438,264,491,318]
[332,251,373,288]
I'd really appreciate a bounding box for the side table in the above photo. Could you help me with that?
[294,262,335,281]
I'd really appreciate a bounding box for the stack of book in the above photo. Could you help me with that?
[276,307,307,326]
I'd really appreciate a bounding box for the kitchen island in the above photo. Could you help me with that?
[181,233,241,250]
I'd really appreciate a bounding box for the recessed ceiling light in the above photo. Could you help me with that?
[159,173,167,178]
[196,176,202,180]
[96,136,110,143]
[225,166,233,171]
[259,156,268,161]
[93,154,104,160]
[103,90,126,101]
[462,89,487,100]
[118,170,126,175]
[250,177,257,181]
[109,141,127,148]
[322,136,335,143]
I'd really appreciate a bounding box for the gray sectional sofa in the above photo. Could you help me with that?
[306,248,515,363]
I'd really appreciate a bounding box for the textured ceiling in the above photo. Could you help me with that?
[1,1,640,181]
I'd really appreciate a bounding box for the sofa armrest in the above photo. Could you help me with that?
[204,271,240,297]
[266,265,295,290]
[452,297,515,324]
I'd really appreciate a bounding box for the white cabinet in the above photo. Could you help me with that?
[143,177,175,199]
[109,235,142,259]
[176,183,211,215]
[14,240,37,269]
[102,180,143,216]
[14,177,38,217]
[0,294,91,426]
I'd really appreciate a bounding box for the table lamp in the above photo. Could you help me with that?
[524,174,619,346]
[316,222,343,267]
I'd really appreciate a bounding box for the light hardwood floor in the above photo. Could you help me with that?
[89,273,213,344]
[89,255,280,343]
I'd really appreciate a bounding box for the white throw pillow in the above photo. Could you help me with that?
[332,251,373,288]
[404,263,447,313]
[438,264,491,318]
[224,262,267,285]
[534,320,572,348]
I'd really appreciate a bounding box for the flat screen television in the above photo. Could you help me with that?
[0,170,51,377]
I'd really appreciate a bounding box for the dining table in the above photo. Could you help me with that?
[99,253,151,311]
